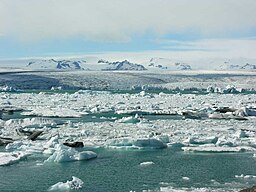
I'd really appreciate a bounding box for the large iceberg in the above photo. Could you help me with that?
[45,144,97,163]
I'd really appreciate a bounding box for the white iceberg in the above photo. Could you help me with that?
[182,145,256,153]
[115,115,141,123]
[133,138,167,149]
[185,136,218,145]
[45,144,97,163]
[235,174,256,179]
[139,161,155,166]
[107,137,167,149]
[5,118,57,128]
[22,108,84,118]
[0,151,30,166]
[182,177,190,180]
[48,176,84,191]
[235,107,256,117]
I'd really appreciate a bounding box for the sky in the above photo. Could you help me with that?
[0,0,256,60]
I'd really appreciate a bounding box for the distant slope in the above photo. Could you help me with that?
[146,58,192,70]
[219,61,256,70]
[26,59,147,71]
[26,59,86,70]
[99,60,147,71]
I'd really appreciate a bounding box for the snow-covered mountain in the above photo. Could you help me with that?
[26,58,146,71]
[27,59,86,70]
[4,56,256,72]
[146,58,192,70]
[219,61,256,70]
[100,60,146,71]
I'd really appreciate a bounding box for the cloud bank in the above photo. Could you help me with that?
[1,0,256,42]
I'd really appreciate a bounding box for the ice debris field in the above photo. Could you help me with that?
[0,69,256,192]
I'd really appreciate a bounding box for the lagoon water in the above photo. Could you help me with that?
[0,147,255,192]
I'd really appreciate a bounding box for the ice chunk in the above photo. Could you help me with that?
[106,137,167,149]
[139,91,146,96]
[77,151,97,161]
[208,113,247,120]
[116,115,140,123]
[5,118,57,128]
[48,176,84,191]
[133,138,167,149]
[235,107,256,116]
[0,151,30,166]
[44,135,59,149]
[22,108,84,118]
[106,138,134,147]
[235,130,246,138]
[186,136,218,145]
[5,141,24,151]
[222,85,242,94]
[182,145,255,153]
[235,174,256,179]
[45,144,97,163]
[139,161,155,166]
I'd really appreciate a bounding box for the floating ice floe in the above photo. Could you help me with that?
[235,174,256,179]
[115,115,141,123]
[185,136,218,145]
[0,151,30,166]
[235,107,256,117]
[181,111,208,119]
[182,144,256,153]
[6,140,45,153]
[208,113,248,120]
[5,118,57,128]
[149,186,237,192]
[139,161,155,166]
[50,86,62,91]
[45,144,97,163]
[48,176,84,191]
[22,108,85,118]
[134,138,167,149]
[207,85,245,94]
[106,137,167,149]
[0,85,16,92]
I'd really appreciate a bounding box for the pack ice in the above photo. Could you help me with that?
[0,81,256,166]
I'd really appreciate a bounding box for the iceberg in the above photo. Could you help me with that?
[107,137,167,149]
[0,151,30,166]
[48,176,84,191]
[139,161,155,166]
[45,144,97,163]
[5,118,57,128]
[115,115,141,123]
[182,145,256,153]
[133,138,167,149]
[235,174,256,179]
[235,107,256,117]
[22,108,84,118]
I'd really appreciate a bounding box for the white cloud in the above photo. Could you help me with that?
[161,38,256,58]
[1,0,256,42]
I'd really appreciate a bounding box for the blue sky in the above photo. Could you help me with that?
[0,0,256,59]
